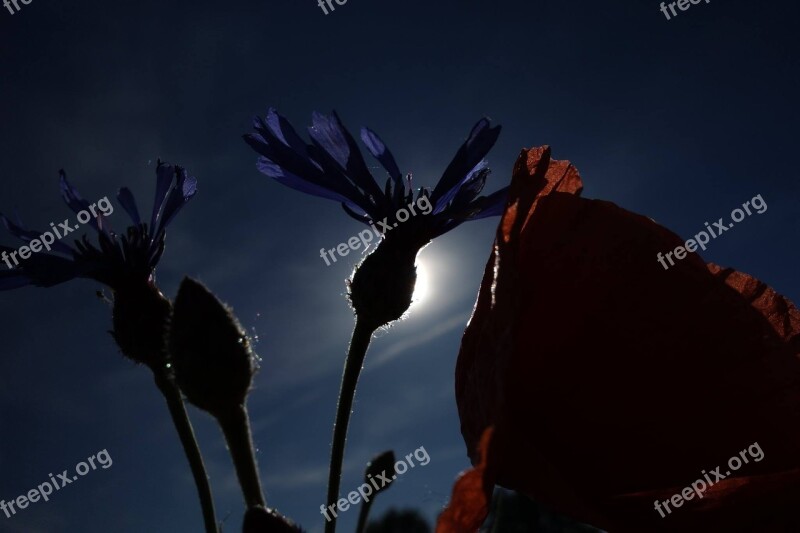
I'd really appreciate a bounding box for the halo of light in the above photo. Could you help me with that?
[411,258,430,309]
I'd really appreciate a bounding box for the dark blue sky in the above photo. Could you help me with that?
[1,0,798,531]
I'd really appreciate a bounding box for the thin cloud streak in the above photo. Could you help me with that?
[368,313,470,369]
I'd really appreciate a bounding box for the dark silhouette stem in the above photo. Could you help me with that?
[154,371,219,533]
[355,497,374,533]
[217,403,266,509]
[325,318,376,533]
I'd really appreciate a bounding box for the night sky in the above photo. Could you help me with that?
[1,0,798,532]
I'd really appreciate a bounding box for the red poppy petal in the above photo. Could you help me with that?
[436,427,496,533]
[708,263,800,344]
[456,146,800,532]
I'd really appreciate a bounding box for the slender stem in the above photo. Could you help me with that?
[355,497,374,533]
[154,371,219,533]
[216,403,266,509]
[325,318,376,533]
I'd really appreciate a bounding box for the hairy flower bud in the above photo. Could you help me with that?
[348,232,426,329]
[365,450,396,494]
[111,281,172,371]
[355,450,398,533]
[169,277,256,416]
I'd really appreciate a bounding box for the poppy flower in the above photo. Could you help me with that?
[455,146,800,532]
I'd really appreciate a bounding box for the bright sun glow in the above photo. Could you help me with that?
[411,258,431,310]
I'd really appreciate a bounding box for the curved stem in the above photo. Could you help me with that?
[154,371,219,533]
[355,497,373,533]
[216,403,266,509]
[325,318,376,533]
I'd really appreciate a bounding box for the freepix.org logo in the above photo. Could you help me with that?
[1,196,114,270]
[3,0,32,16]
[656,194,767,271]
[319,195,432,266]
[317,0,349,16]
[659,0,712,21]
[1,449,113,520]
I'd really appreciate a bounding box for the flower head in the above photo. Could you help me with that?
[245,109,509,327]
[244,109,508,245]
[0,162,197,293]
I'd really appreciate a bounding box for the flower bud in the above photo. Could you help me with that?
[169,277,256,416]
[111,280,172,371]
[365,450,396,495]
[348,233,425,329]
[355,450,398,533]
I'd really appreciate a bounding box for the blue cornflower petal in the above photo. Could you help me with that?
[59,170,103,233]
[341,202,372,224]
[0,213,75,255]
[157,167,198,234]
[248,122,319,175]
[307,112,356,170]
[245,110,508,245]
[244,131,312,173]
[245,128,361,206]
[263,107,311,158]
[117,187,141,226]
[433,160,490,215]
[466,187,509,219]
[360,127,403,184]
[308,112,385,203]
[0,246,82,288]
[245,123,373,214]
[430,185,510,239]
[1,163,196,292]
[304,143,377,216]
[245,110,385,219]
[150,162,176,232]
[431,119,501,206]
[256,157,359,208]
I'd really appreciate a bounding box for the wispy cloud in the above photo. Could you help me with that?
[263,456,361,491]
[368,313,469,369]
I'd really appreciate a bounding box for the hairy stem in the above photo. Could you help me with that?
[154,371,219,533]
[217,403,266,509]
[355,496,374,533]
[325,318,376,533]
